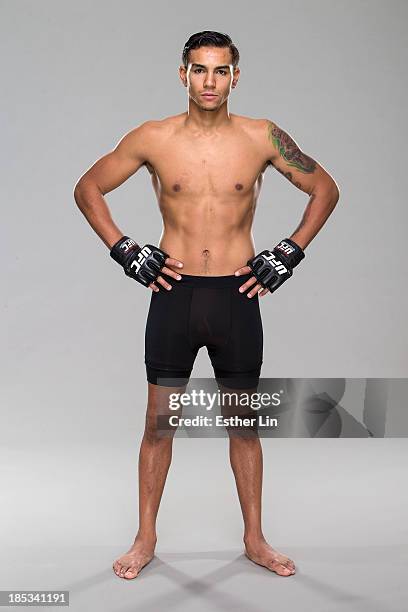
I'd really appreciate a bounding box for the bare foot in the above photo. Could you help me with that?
[113,535,157,579]
[244,536,296,577]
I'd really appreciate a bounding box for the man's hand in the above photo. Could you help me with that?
[235,238,305,298]
[110,237,184,291]
[150,256,184,292]
[234,266,270,298]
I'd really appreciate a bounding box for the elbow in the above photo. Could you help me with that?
[331,180,340,205]
[317,179,340,209]
[326,175,340,205]
[329,187,340,212]
[73,178,85,206]
[73,183,81,206]
[313,176,340,204]
[73,177,97,209]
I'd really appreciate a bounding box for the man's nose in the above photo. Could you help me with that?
[203,72,216,87]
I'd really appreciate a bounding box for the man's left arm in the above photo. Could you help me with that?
[264,119,340,249]
[235,120,340,297]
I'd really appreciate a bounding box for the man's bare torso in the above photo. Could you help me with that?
[142,113,271,275]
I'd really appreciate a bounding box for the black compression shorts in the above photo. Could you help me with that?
[144,272,263,388]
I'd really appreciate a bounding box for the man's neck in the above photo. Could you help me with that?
[184,99,232,133]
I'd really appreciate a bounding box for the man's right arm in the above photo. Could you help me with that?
[73,121,183,291]
[73,121,152,249]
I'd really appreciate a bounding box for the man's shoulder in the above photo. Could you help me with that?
[231,113,265,125]
[137,113,185,135]
[231,114,273,135]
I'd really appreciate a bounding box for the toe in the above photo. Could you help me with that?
[119,564,130,577]
[280,556,295,572]
[124,566,139,579]
[113,562,121,576]
[269,561,292,576]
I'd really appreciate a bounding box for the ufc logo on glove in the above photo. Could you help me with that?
[261,251,288,275]
[129,246,153,274]
[275,240,295,256]
[110,236,169,287]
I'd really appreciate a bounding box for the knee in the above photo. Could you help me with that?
[144,413,177,443]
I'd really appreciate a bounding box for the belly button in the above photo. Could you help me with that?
[202,249,210,257]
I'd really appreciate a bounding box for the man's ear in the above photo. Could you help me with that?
[178,65,187,86]
[232,67,240,88]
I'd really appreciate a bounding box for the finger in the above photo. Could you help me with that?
[165,257,184,269]
[259,287,269,297]
[156,275,172,290]
[238,276,257,294]
[149,282,160,292]
[161,265,182,280]
[246,283,263,298]
[234,265,251,276]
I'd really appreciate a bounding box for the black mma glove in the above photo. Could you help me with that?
[247,238,305,294]
[110,236,169,287]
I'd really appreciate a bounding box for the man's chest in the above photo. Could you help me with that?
[145,132,269,196]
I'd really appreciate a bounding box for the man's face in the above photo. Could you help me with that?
[179,46,240,111]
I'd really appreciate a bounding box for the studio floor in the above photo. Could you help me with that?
[1,439,407,611]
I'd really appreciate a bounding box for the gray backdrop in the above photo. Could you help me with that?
[1,1,407,611]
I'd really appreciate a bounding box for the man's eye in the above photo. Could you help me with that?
[193,69,227,75]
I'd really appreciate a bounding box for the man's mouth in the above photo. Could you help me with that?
[201,93,217,99]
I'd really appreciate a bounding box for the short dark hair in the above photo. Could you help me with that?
[182,31,240,69]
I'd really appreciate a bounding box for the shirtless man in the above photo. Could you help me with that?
[73,30,339,580]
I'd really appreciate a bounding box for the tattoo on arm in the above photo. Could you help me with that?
[267,121,317,174]
[275,167,302,189]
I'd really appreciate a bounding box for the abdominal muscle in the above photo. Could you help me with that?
[157,198,257,276]
[159,231,256,276]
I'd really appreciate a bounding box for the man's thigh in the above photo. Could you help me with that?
[144,286,197,385]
